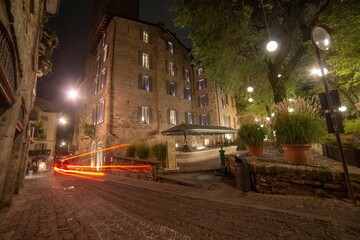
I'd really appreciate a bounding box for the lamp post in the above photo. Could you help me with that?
[312,24,357,206]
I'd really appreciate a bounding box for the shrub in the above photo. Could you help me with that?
[151,143,167,160]
[238,123,266,147]
[344,119,360,134]
[273,113,326,144]
[136,143,150,159]
[126,145,136,157]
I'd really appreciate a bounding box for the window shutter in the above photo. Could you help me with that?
[174,64,177,76]
[199,115,202,125]
[192,114,195,125]
[204,78,208,88]
[183,87,186,99]
[166,81,170,95]
[165,61,169,73]
[174,83,177,96]
[139,51,142,65]
[167,109,170,124]
[149,77,153,92]
[184,113,188,124]
[198,96,201,107]
[138,107,142,123]
[138,74,142,89]
[207,115,211,125]
[149,107,152,124]
[140,30,143,41]
[205,94,209,106]
[148,32,152,44]
[175,110,178,125]
[149,55,153,69]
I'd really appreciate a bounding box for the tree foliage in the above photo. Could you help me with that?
[173,0,333,114]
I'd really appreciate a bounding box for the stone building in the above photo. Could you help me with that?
[0,0,59,208]
[73,0,239,168]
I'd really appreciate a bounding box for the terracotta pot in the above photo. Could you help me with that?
[246,144,264,157]
[282,144,311,164]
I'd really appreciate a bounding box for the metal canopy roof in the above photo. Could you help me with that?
[161,123,237,136]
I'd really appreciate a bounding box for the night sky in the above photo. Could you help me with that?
[38,0,191,105]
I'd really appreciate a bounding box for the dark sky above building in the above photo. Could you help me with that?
[38,0,191,104]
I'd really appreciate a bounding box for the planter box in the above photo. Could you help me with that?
[325,145,360,168]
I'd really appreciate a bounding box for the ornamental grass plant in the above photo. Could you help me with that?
[238,123,266,147]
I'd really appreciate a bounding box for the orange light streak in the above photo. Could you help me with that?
[54,167,105,176]
[60,143,129,163]
[68,165,151,169]
[54,167,105,182]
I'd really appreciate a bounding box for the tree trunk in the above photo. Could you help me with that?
[269,65,286,103]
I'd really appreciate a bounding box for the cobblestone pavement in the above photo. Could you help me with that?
[0,171,359,240]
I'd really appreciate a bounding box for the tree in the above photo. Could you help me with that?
[322,0,360,116]
[173,0,332,109]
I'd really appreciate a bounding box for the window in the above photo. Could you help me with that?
[184,69,191,82]
[94,77,99,95]
[103,44,108,62]
[166,61,176,76]
[100,69,107,89]
[97,99,105,124]
[185,112,193,125]
[141,53,150,68]
[92,105,97,125]
[141,30,149,43]
[102,33,106,47]
[168,109,178,125]
[200,114,210,126]
[198,79,207,90]
[167,41,174,53]
[223,114,228,127]
[197,68,204,76]
[184,87,192,100]
[199,94,208,107]
[166,81,177,96]
[221,96,226,109]
[35,143,47,150]
[139,74,151,92]
[138,106,151,124]
[96,57,100,77]
[228,116,231,128]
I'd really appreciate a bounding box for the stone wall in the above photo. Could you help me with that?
[226,155,360,200]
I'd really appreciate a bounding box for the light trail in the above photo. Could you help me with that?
[54,167,105,182]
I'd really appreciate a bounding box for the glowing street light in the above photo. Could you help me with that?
[67,89,79,100]
[339,106,347,112]
[266,40,278,52]
[311,67,328,76]
[59,117,67,125]
[248,97,254,103]
[247,86,254,93]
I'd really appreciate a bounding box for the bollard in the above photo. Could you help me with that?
[234,156,251,192]
[219,146,226,173]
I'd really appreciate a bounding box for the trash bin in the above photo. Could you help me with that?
[28,170,33,176]
[234,156,251,192]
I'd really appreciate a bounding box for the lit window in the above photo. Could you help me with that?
[184,87,192,100]
[185,112,193,124]
[102,33,106,47]
[139,75,151,91]
[92,105,97,125]
[197,68,203,76]
[95,57,100,77]
[139,106,150,123]
[103,44,108,62]
[167,61,176,76]
[97,100,105,124]
[223,114,228,127]
[221,96,226,109]
[184,69,190,82]
[167,41,174,53]
[167,81,177,96]
[199,94,208,107]
[198,79,207,90]
[100,69,107,89]
[200,114,210,126]
[94,77,99,95]
[141,53,150,68]
[142,30,149,43]
[169,109,177,125]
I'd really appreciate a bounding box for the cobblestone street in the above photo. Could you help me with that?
[0,171,359,240]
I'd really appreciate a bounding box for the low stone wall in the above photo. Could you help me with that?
[176,146,237,163]
[225,155,360,200]
[109,156,162,181]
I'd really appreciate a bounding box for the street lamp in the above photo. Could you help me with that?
[312,24,357,205]
[247,86,254,93]
[58,116,67,125]
[67,89,79,100]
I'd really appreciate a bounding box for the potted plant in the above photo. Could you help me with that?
[238,123,266,156]
[273,98,325,164]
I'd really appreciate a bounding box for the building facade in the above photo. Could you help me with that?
[0,0,59,208]
[73,3,238,168]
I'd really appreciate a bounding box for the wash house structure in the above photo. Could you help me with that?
[73,0,239,168]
